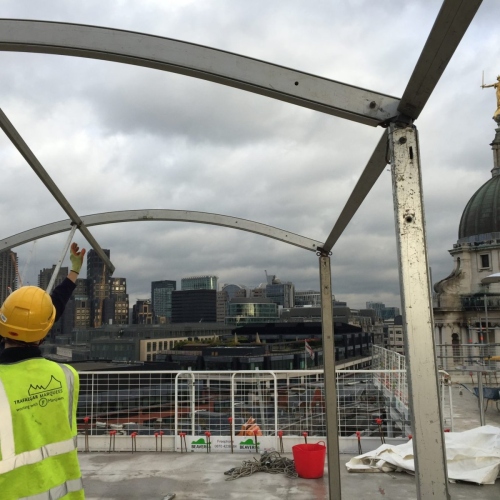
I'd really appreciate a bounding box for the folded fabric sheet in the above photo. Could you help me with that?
[346,425,500,485]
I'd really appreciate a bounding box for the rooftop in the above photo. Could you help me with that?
[78,380,500,499]
[79,449,500,500]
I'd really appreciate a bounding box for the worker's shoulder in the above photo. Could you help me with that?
[60,362,80,377]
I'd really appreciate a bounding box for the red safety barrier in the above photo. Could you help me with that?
[179,432,187,453]
[130,432,137,453]
[356,431,362,455]
[253,428,259,453]
[278,430,284,453]
[228,417,234,453]
[108,430,116,453]
[205,431,211,453]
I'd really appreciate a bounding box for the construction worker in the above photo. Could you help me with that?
[238,417,263,436]
[0,242,86,499]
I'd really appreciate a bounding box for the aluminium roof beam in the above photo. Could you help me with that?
[320,130,388,253]
[0,19,399,127]
[0,209,323,253]
[322,0,482,252]
[0,108,115,274]
[398,0,482,120]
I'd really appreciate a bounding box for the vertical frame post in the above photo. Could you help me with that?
[319,254,341,500]
[389,123,449,500]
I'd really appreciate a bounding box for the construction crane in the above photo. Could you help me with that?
[20,240,37,286]
[9,252,21,288]
[9,241,37,290]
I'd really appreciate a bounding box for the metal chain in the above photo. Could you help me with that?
[224,451,298,481]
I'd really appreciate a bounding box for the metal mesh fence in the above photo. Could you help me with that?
[435,343,500,375]
[77,365,432,439]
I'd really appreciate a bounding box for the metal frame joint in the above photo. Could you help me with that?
[316,247,332,258]
[380,112,414,129]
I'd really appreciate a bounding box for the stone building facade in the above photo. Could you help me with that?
[433,116,500,349]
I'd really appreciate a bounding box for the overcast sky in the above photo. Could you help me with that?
[1,0,499,309]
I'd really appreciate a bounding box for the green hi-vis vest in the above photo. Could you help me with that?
[0,358,84,500]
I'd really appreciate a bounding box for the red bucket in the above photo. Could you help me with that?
[292,441,326,479]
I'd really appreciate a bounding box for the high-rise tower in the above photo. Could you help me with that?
[0,251,17,305]
[151,280,176,323]
[87,248,111,327]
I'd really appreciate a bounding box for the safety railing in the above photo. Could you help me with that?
[76,360,456,452]
[371,346,454,432]
[77,367,407,434]
[435,343,500,374]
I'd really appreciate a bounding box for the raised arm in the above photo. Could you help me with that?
[68,242,86,284]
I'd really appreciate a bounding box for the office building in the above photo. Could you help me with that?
[103,277,129,325]
[250,285,266,299]
[38,265,68,291]
[221,283,249,300]
[265,273,294,308]
[385,315,404,354]
[216,290,227,323]
[87,248,111,327]
[0,251,17,305]
[171,289,217,323]
[295,290,321,307]
[181,275,218,291]
[132,299,153,325]
[225,297,279,325]
[366,301,400,320]
[39,265,69,339]
[73,278,91,329]
[151,280,176,323]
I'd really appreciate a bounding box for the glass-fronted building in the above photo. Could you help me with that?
[295,290,321,307]
[221,283,248,299]
[151,280,176,322]
[266,282,294,308]
[181,275,218,291]
[225,298,279,325]
[172,289,217,323]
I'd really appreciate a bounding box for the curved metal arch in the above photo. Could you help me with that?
[0,19,399,127]
[0,209,322,253]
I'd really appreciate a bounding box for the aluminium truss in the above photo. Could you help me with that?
[0,1,484,498]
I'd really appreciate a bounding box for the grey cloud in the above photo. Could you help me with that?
[2,0,500,311]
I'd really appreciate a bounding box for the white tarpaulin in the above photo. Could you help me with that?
[346,425,500,485]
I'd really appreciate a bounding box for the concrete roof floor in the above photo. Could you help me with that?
[79,451,500,500]
[80,382,500,499]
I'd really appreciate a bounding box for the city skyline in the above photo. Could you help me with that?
[1,1,499,310]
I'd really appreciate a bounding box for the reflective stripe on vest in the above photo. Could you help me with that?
[0,363,76,473]
[0,436,77,474]
[20,477,84,500]
[0,375,15,460]
[58,363,75,428]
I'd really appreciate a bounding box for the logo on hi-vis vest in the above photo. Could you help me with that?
[28,375,62,395]
[13,375,64,412]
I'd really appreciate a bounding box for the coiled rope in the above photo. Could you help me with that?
[224,451,298,481]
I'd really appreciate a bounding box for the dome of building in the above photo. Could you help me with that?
[459,174,500,239]
[458,124,500,239]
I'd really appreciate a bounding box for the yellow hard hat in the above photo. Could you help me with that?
[0,286,56,343]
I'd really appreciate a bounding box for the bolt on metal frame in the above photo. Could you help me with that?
[0,1,484,498]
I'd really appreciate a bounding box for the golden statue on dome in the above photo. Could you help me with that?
[482,74,500,123]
